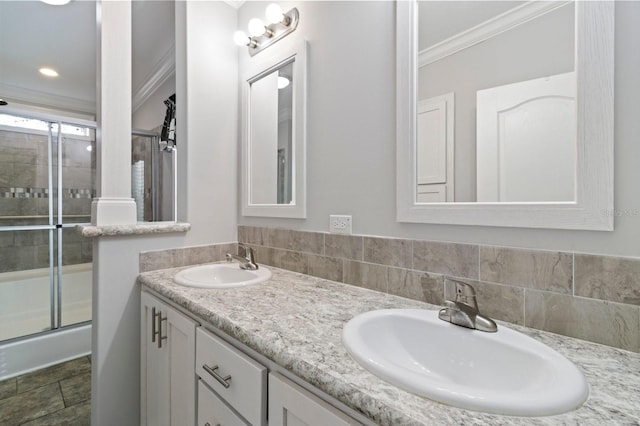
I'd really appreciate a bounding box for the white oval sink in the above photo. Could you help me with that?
[342,309,588,416]
[173,264,271,289]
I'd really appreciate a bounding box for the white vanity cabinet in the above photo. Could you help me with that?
[269,372,361,426]
[141,291,198,426]
[141,289,366,426]
[197,379,248,426]
[195,328,267,426]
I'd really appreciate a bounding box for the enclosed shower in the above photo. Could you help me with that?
[0,110,173,379]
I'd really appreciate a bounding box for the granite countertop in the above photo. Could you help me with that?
[138,264,640,425]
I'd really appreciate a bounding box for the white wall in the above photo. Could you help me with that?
[176,0,238,246]
[237,1,640,258]
[132,76,176,131]
[92,2,238,423]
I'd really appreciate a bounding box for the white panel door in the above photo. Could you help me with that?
[250,72,279,204]
[416,93,454,201]
[476,72,576,202]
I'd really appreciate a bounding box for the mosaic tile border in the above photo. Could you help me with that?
[0,187,95,199]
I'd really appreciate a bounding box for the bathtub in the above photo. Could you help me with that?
[0,263,92,380]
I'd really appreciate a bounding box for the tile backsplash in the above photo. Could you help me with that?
[237,226,639,353]
[139,226,640,353]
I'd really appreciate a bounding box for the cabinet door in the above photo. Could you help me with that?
[268,373,361,426]
[141,291,197,426]
[197,380,249,426]
[141,291,170,426]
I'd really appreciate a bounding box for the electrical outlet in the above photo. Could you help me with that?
[329,215,352,234]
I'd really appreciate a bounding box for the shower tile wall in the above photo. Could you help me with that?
[0,128,94,273]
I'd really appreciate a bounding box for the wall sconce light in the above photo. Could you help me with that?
[233,3,299,57]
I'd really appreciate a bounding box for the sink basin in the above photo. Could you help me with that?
[342,309,588,416]
[173,264,271,289]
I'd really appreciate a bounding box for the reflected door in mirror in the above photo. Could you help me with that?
[249,62,293,205]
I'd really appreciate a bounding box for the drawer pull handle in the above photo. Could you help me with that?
[202,364,232,388]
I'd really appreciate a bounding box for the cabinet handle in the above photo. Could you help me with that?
[151,307,157,343]
[152,307,167,348]
[202,364,232,388]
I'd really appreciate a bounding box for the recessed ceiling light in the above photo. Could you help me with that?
[39,67,59,77]
[40,0,72,5]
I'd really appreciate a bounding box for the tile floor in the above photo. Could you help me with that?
[0,356,91,425]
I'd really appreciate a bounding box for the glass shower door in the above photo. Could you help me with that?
[0,113,95,342]
[54,122,95,328]
[0,116,57,340]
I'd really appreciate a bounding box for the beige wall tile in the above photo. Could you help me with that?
[525,290,640,352]
[237,225,270,246]
[139,248,185,272]
[364,237,412,268]
[575,254,640,306]
[246,244,278,268]
[275,250,309,274]
[218,243,238,261]
[387,267,444,306]
[470,280,525,326]
[343,261,388,293]
[413,241,479,279]
[480,247,572,294]
[182,245,220,266]
[268,229,324,255]
[307,254,343,282]
[325,234,363,261]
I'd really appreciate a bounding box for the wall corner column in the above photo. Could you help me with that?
[93,0,137,226]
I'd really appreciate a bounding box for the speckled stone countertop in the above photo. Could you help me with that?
[77,221,190,237]
[138,264,640,425]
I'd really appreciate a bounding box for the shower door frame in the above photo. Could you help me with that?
[0,108,96,342]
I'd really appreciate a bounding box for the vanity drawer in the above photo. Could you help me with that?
[195,328,267,426]
[197,379,248,426]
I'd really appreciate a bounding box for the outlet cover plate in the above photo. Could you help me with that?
[330,215,352,234]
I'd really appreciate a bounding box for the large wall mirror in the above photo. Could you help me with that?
[397,1,614,230]
[241,41,307,218]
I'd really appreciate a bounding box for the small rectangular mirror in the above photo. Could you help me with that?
[241,41,307,218]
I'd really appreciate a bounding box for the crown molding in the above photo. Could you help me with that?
[0,82,95,115]
[132,44,175,112]
[222,0,245,9]
[418,1,572,68]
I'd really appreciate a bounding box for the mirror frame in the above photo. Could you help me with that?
[241,40,307,218]
[396,1,614,230]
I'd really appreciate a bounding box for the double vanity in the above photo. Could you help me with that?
[138,261,640,425]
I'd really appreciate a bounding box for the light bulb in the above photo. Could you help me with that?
[233,30,249,46]
[248,18,267,37]
[266,4,284,24]
[277,76,290,89]
[40,0,71,5]
[39,67,59,77]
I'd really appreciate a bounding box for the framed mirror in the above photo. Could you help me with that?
[241,40,307,218]
[396,1,614,230]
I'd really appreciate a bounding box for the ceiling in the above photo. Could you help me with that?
[417,1,526,51]
[0,0,175,116]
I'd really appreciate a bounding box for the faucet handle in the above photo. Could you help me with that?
[445,278,479,311]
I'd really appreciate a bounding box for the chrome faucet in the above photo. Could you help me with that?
[438,279,497,332]
[226,244,259,270]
